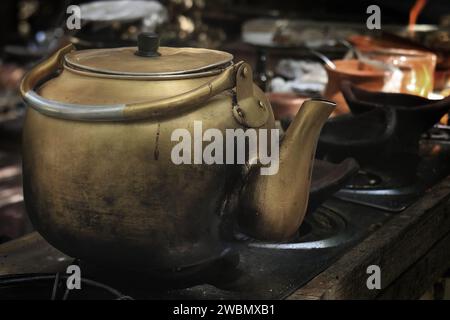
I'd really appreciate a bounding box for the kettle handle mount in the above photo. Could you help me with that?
[20,44,268,126]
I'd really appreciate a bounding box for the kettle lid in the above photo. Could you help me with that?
[65,33,233,77]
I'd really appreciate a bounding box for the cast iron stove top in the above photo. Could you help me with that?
[336,137,450,212]
[1,135,450,299]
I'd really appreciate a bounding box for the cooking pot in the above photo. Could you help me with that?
[324,59,388,115]
[20,33,335,272]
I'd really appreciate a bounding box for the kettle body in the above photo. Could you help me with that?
[20,38,334,271]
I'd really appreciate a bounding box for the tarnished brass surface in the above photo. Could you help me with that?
[65,46,234,76]
[20,44,75,96]
[240,100,336,241]
[23,96,250,270]
[232,63,270,128]
[21,44,334,271]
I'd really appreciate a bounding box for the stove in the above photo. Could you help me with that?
[0,273,132,300]
[336,138,450,212]
[0,200,390,300]
[1,127,450,300]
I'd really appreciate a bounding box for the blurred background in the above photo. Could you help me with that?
[1,0,450,299]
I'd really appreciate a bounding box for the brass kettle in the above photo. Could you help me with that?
[20,34,335,271]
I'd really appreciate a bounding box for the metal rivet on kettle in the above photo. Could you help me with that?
[241,67,249,78]
[258,101,265,109]
[237,107,245,118]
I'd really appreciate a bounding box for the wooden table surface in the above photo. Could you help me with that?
[287,175,450,300]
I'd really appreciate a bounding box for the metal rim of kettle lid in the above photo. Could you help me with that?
[21,45,256,122]
[64,61,234,80]
[63,47,235,78]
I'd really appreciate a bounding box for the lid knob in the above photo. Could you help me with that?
[135,33,160,57]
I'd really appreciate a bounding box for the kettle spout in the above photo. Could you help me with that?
[239,99,336,241]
